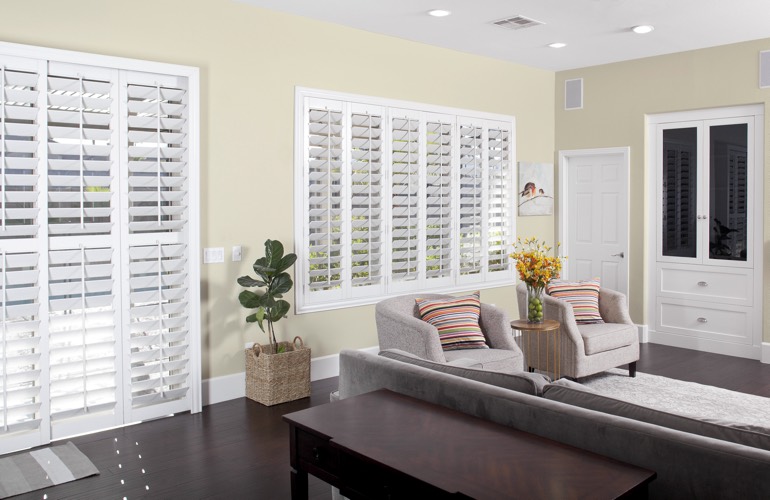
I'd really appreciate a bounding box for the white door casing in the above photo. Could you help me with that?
[558,148,630,297]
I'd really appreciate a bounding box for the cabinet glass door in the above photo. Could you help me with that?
[708,123,748,262]
[661,127,698,259]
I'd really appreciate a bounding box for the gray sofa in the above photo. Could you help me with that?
[336,349,770,499]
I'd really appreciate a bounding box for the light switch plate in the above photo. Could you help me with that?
[203,247,224,264]
[232,245,242,262]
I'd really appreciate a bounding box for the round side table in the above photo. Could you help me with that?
[510,319,562,379]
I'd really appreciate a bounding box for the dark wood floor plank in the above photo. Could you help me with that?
[7,345,768,499]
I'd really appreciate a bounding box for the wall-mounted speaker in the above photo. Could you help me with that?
[565,78,583,110]
[760,50,770,88]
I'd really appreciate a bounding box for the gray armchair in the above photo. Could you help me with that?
[375,293,524,373]
[516,283,639,380]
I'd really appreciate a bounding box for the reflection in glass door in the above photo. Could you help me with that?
[662,127,697,259]
[709,123,747,262]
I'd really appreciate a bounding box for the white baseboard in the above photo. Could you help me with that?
[762,342,770,364]
[203,345,381,406]
[637,324,649,343]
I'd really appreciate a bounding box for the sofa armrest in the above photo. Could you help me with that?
[375,302,446,362]
[599,288,634,325]
[479,302,519,351]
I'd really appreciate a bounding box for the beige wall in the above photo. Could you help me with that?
[555,38,770,342]
[2,0,556,378]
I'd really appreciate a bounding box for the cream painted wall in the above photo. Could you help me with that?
[555,38,770,342]
[1,0,555,378]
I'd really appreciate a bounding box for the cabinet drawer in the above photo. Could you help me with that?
[656,298,752,345]
[295,428,340,479]
[658,265,752,305]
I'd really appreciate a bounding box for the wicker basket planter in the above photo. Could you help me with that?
[245,336,311,406]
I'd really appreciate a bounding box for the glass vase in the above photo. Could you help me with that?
[526,285,546,323]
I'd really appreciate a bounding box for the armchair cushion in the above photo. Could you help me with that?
[547,279,604,324]
[416,292,488,351]
[580,323,637,355]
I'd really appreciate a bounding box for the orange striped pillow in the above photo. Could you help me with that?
[416,292,489,351]
[546,279,605,324]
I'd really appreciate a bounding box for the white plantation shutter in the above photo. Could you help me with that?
[425,117,454,283]
[0,43,199,455]
[306,103,344,296]
[458,122,484,278]
[296,89,514,312]
[125,243,190,420]
[0,251,42,450]
[1,61,42,239]
[47,246,120,437]
[487,125,512,274]
[123,72,193,422]
[390,111,421,284]
[349,105,384,295]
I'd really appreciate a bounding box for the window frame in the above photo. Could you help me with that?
[294,87,515,313]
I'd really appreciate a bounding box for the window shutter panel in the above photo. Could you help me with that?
[0,251,42,440]
[1,62,41,239]
[306,103,344,293]
[390,112,421,283]
[47,65,115,236]
[123,73,192,421]
[458,122,484,277]
[487,124,512,273]
[126,82,188,234]
[425,117,453,282]
[349,106,384,292]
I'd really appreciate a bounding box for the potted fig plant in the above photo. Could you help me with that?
[237,239,310,406]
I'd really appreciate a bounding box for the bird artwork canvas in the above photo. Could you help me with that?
[518,162,554,216]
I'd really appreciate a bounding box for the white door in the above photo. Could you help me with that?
[559,148,629,295]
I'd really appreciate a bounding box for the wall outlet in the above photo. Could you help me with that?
[203,247,224,264]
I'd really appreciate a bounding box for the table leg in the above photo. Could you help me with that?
[291,469,308,500]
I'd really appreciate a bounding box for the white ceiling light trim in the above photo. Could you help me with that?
[632,25,655,34]
[549,42,567,49]
[427,9,451,17]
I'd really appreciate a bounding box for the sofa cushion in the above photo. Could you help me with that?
[579,322,637,355]
[547,279,604,324]
[443,348,521,373]
[415,292,488,350]
[379,348,549,396]
[543,379,770,451]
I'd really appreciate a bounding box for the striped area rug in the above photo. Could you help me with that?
[0,442,99,498]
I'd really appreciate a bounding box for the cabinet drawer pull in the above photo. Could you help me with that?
[697,317,708,323]
[697,281,708,287]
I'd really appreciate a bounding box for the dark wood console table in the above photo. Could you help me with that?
[283,389,655,499]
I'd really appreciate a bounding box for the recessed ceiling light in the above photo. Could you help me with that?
[548,42,567,49]
[428,9,452,17]
[632,25,655,34]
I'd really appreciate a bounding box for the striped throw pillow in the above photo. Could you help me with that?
[416,292,489,351]
[547,279,605,325]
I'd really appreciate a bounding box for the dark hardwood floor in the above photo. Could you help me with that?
[12,343,770,499]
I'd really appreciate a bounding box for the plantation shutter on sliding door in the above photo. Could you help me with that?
[46,62,121,438]
[124,73,192,422]
[0,55,45,452]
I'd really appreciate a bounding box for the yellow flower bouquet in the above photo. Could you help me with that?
[509,237,564,322]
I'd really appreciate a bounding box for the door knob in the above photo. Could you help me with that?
[611,252,625,258]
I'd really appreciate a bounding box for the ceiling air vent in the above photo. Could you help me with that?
[492,15,544,31]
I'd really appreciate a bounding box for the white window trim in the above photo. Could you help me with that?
[294,87,516,314]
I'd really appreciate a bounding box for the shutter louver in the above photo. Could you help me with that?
[126,83,188,234]
[350,110,383,288]
[487,126,512,272]
[425,119,453,280]
[0,251,41,436]
[127,243,190,416]
[307,106,344,292]
[391,115,420,282]
[47,70,115,236]
[458,124,484,276]
[1,66,41,239]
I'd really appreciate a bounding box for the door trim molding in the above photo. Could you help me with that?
[558,147,631,298]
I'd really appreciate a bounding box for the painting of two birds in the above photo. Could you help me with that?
[518,161,554,216]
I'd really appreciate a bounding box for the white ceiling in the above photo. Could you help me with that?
[235,0,770,71]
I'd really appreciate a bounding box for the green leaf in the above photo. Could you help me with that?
[252,257,274,281]
[277,344,287,354]
[274,253,297,274]
[254,307,266,332]
[238,290,262,309]
[270,273,293,295]
[237,275,265,288]
[264,239,284,269]
[268,300,291,322]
